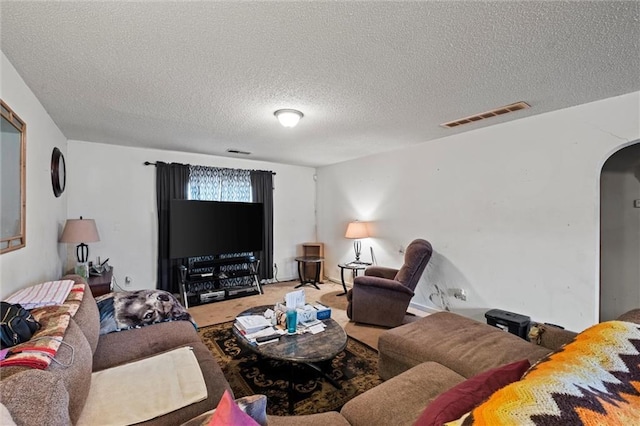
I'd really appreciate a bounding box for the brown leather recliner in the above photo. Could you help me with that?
[346,239,433,328]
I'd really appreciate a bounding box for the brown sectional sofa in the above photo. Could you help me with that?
[4,272,637,425]
[273,310,639,426]
[0,275,231,425]
[264,311,578,426]
[338,310,638,426]
[335,313,565,425]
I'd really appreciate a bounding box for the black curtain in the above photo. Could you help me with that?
[250,171,274,281]
[156,162,189,293]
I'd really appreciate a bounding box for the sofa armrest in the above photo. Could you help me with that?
[530,323,578,351]
[364,266,398,280]
[62,273,88,285]
[617,309,640,324]
[1,370,71,426]
[349,276,415,327]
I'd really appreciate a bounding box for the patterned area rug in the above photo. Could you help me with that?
[319,290,349,311]
[198,321,382,416]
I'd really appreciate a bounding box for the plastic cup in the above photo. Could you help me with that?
[286,310,297,334]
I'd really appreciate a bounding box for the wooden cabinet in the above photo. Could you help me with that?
[302,242,324,282]
[88,268,113,297]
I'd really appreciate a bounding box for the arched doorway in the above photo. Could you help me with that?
[600,141,640,321]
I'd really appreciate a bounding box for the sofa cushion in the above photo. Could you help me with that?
[78,346,207,425]
[378,312,551,380]
[93,319,202,371]
[341,361,466,426]
[461,321,640,425]
[136,342,233,426]
[413,359,530,426]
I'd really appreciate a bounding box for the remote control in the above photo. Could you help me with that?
[255,334,281,343]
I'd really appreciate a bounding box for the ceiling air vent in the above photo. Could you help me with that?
[226,149,251,155]
[440,101,530,129]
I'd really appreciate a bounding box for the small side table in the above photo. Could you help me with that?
[337,263,369,296]
[294,256,324,290]
[88,268,113,297]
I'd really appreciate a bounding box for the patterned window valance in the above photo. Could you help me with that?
[188,165,251,202]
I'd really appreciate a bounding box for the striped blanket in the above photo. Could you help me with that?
[0,283,85,369]
[5,280,74,310]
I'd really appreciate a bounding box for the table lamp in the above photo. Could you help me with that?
[345,221,369,263]
[60,217,100,263]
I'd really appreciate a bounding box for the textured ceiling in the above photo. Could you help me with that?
[1,1,639,167]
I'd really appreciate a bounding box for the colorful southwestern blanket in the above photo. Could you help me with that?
[451,320,640,425]
[0,283,85,370]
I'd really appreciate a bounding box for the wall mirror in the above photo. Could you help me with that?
[51,147,66,197]
[1,100,26,254]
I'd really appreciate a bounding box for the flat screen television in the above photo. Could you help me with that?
[169,199,263,259]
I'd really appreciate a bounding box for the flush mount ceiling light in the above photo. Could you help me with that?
[274,109,303,128]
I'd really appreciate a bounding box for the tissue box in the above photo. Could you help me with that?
[297,305,317,323]
[313,303,331,320]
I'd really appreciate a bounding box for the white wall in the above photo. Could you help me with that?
[66,141,316,291]
[317,92,640,332]
[600,142,640,321]
[0,52,68,298]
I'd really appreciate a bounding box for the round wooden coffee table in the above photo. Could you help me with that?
[233,305,347,413]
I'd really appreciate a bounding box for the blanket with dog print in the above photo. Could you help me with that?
[96,290,196,335]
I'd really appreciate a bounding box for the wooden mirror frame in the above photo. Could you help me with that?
[0,100,26,254]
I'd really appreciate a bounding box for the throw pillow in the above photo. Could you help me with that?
[413,359,531,426]
[181,393,267,426]
[208,391,259,426]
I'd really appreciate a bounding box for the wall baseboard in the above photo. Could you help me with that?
[409,301,443,315]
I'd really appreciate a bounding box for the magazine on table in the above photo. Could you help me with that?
[235,315,272,334]
[234,325,285,345]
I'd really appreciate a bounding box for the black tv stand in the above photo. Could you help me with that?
[179,255,262,308]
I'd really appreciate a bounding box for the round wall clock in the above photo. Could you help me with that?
[51,147,66,197]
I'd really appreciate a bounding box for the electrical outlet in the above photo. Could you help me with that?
[449,288,467,301]
[634,199,640,208]
[125,276,132,287]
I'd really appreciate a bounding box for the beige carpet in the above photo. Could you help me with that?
[189,280,390,349]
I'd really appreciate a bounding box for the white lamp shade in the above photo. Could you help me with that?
[345,221,369,239]
[274,109,303,128]
[60,219,100,243]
